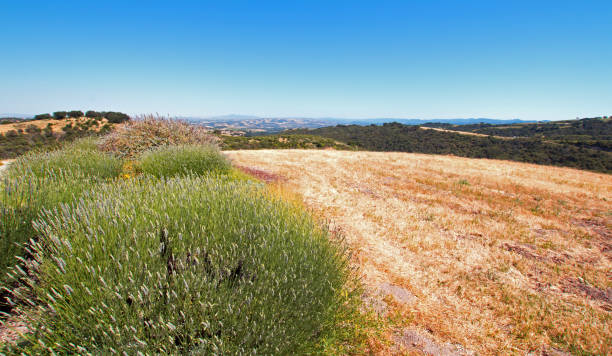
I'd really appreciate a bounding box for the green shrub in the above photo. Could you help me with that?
[0,171,99,288]
[139,144,231,178]
[6,147,122,180]
[9,175,350,354]
[63,136,100,151]
[1,146,122,306]
[99,115,219,158]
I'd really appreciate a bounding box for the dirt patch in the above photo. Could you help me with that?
[236,165,286,183]
[527,346,572,356]
[561,277,612,309]
[502,242,570,264]
[393,328,474,356]
[572,218,612,257]
[502,242,544,261]
[379,283,417,305]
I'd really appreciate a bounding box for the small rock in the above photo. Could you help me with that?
[379,282,417,305]
[393,328,475,356]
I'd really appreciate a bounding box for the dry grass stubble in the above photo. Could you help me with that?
[225,149,611,355]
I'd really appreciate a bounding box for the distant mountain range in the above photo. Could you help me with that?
[2,112,545,132]
[0,113,33,118]
[181,115,542,133]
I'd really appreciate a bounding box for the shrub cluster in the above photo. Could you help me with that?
[139,144,231,178]
[99,115,220,157]
[6,177,350,354]
[53,111,68,119]
[1,132,354,354]
[6,146,122,180]
[33,113,51,120]
[0,143,122,295]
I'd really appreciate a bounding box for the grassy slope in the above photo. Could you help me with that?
[226,149,612,355]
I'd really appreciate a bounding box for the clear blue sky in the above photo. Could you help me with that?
[1,1,610,120]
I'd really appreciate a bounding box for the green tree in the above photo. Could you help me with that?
[68,110,84,118]
[53,111,68,119]
[33,113,52,120]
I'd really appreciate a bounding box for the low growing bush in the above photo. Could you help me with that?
[139,144,231,177]
[99,115,219,157]
[1,145,121,294]
[6,146,122,180]
[0,171,99,289]
[9,175,351,354]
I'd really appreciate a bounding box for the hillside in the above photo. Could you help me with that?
[0,113,128,159]
[219,133,354,150]
[226,149,612,355]
[288,122,612,174]
[423,117,612,152]
[0,117,110,135]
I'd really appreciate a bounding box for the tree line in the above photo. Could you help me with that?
[31,110,130,123]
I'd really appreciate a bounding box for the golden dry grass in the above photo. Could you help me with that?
[0,117,110,134]
[419,126,512,139]
[225,149,612,355]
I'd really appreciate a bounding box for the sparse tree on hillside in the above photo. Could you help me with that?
[103,111,130,123]
[25,124,41,134]
[85,110,102,119]
[34,113,52,120]
[53,111,68,119]
[68,110,84,118]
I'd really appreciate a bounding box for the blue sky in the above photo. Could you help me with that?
[1,1,610,120]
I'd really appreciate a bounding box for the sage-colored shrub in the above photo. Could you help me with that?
[1,146,121,301]
[9,176,350,354]
[6,147,122,180]
[139,144,231,178]
[99,115,219,158]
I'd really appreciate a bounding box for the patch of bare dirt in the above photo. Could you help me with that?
[235,165,286,183]
[561,277,612,309]
[502,242,543,261]
[393,328,474,356]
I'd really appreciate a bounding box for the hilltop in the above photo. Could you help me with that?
[226,149,612,355]
[0,111,130,159]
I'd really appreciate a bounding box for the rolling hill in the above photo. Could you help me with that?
[288,121,612,174]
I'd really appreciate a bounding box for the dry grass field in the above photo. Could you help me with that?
[0,117,110,134]
[226,149,611,355]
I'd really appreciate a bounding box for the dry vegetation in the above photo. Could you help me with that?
[99,115,219,157]
[0,117,110,134]
[226,149,612,355]
[419,126,512,139]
